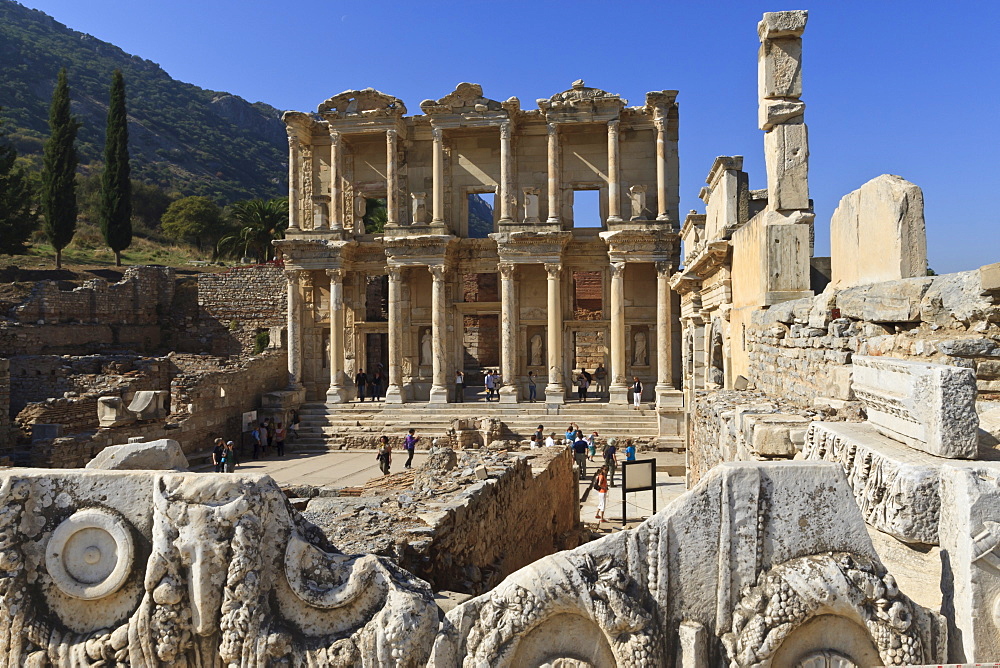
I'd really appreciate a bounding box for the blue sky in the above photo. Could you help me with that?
[20,0,1000,274]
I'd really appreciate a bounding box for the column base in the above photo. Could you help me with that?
[429,385,449,404]
[544,384,565,404]
[325,385,348,404]
[499,385,519,404]
[655,385,684,410]
[609,384,630,405]
[384,385,404,404]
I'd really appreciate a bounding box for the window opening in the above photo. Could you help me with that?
[467,193,495,238]
[363,197,387,234]
[573,271,603,320]
[365,275,389,322]
[572,189,602,228]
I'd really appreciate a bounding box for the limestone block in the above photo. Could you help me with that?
[97,396,136,428]
[126,390,169,420]
[853,355,979,458]
[678,620,708,667]
[758,10,808,39]
[758,98,805,131]
[746,414,810,457]
[837,276,933,322]
[763,123,809,211]
[982,261,1000,295]
[86,439,189,471]
[758,37,803,100]
[830,175,927,289]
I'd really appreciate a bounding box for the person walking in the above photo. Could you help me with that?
[275,422,286,457]
[573,430,589,478]
[527,371,537,402]
[212,438,225,473]
[595,364,607,398]
[403,428,419,469]
[594,465,609,522]
[632,376,643,409]
[587,431,599,462]
[264,418,275,455]
[355,368,368,402]
[485,370,496,402]
[455,370,465,403]
[224,441,237,472]
[250,424,262,460]
[603,439,619,487]
[533,424,544,444]
[376,435,392,475]
[625,439,636,462]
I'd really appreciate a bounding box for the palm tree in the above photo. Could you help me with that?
[217,197,288,263]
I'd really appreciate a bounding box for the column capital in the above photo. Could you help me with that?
[608,119,620,134]
[386,128,398,143]
[325,268,344,281]
[387,266,403,282]
[428,264,447,281]
[544,263,562,279]
[655,261,674,277]
[500,121,513,140]
[610,261,627,278]
[328,129,341,146]
[432,126,444,141]
[498,262,517,280]
[284,268,301,283]
[653,116,668,132]
[286,132,299,149]
[547,122,559,136]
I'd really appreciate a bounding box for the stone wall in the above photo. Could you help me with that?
[191,264,287,355]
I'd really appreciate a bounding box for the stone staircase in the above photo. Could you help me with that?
[291,400,679,453]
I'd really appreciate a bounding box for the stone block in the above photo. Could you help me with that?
[852,355,979,458]
[981,262,1000,295]
[759,98,806,131]
[830,175,927,289]
[86,439,189,471]
[763,123,809,211]
[97,396,136,428]
[757,10,808,39]
[126,390,169,420]
[758,36,803,100]
[31,423,62,442]
[837,277,933,322]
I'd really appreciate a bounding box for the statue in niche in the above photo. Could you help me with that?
[530,334,543,366]
[523,187,540,223]
[629,184,647,221]
[633,331,648,366]
[421,329,433,365]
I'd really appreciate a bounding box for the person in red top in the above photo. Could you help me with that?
[594,465,609,522]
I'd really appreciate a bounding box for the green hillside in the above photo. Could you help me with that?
[0,0,287,203]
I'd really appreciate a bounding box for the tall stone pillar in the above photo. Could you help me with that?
[431,127,445,225]
[546,123,561,224]
[386,129,399,225]
[499,121,514,224]
[287,133,301,231]
[328,130,342,231]
[609,261,628,404]
[325,269,346,403]
[607,119,621,223]
[544,263,565,404]
[385,266,404,403]
[285,269,303,389]
[498,262,519,403]
[654,262,675,406]
[428,265,449,403]
[654,116,669,222]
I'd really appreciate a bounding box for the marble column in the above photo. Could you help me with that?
[431,127,445,225]
[386,129,399,226]
[498,262,519,403]
[385,266,404,403]
[546,123,560,224]
[428,264,449,403]
[607,119,622,223]
[287,134,301,231]
[285,269,303,389]
[654,116,669,222]
[609,261,629,404]
[544,263,565,404]
[325,269,346,403]
[328,130,342,231]
[654,262,674,406]
[499,121,514,224]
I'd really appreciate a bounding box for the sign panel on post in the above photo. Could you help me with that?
[241,410,257,433]
[621,458,657,526]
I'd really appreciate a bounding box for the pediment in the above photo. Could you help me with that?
[318,88,406,117]
[420,82,511,115]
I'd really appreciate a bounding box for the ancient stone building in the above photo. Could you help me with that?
[276,81,683,426]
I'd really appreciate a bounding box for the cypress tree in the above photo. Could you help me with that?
[41,68,79,270]
[99,69,132,266]
[0,113,38,254]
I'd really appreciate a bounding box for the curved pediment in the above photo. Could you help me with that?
[419,82,511,115]
[537,80,626,110]
[318,88,407,117]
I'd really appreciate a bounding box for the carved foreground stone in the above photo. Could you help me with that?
[0,470,436,666]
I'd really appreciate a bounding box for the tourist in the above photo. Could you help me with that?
[595,363,607,397]
[485,370,496,402]
[545,432,557,447]
[212,438,225,473]
[355,368,367,402]
[455,370,465,402]
[275,422,286,457]
[265,418,275,454]
[289,410,300,442]
[588,431,599,462]
[594,465,609,522]
[533,424,544,444]
[527,370,537,402]
[376,435,392,475]
[530,434,541,449]
[373,365,384,401]
[576,372,589,402]
[603,439,619,487]
[250,423,262,460]
[632,376,643,409]
[564,423,578,446]
[573,430,589,478]
[403,428,419,469]
[224,441,237,472]
[492,370,502,399]
[625,438,636,461]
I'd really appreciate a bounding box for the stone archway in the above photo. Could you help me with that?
[511,612,617,668]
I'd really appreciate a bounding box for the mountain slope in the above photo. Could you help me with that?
[0,0,287,202]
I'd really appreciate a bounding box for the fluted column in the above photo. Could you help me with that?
[431,127,445,225]
[544,263,564,404]
[609,261,628,404]
[499,121,514,223]
[287,134,301,231]
[499,262,519,403]
[654,115,669,221]
[386,129,399,226]
[607,119,622,223]
[428,265,449,403]
[325,269,346,402]
[546,123,560,224]
[654,262,675,405]
[328,130,342,231]
[385,266,404,403]
[285,269,303,389]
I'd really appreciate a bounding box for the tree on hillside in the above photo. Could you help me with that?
[0,113,38,255]
[161,195,223,251]
[41,68,80,269]
[99,69,132,266]
[217,197,288,264]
